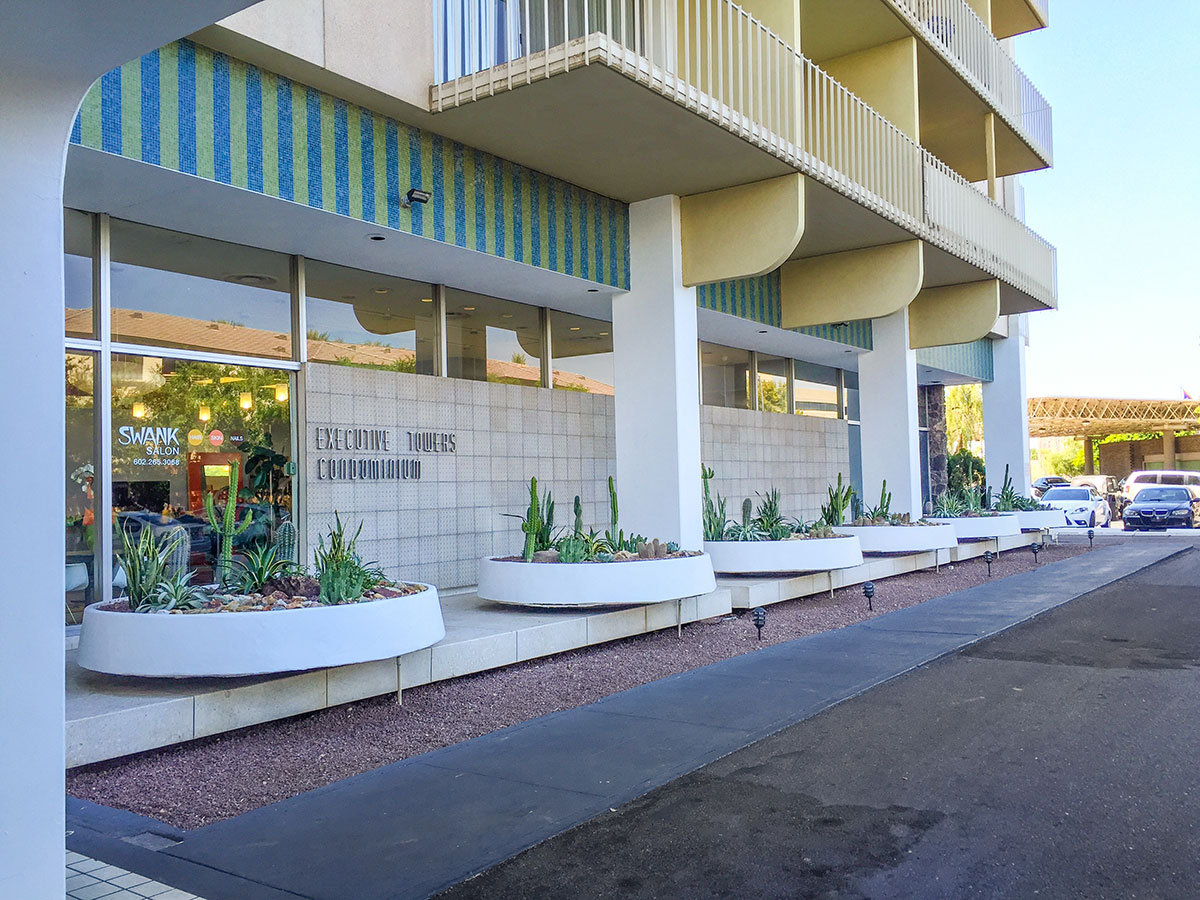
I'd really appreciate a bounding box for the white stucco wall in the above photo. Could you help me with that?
[701,406,851,524]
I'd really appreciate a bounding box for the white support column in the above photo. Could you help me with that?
[859,308,923,517]
[983,314,1032,493]
[0,88,77,900]
[612,196,703,547]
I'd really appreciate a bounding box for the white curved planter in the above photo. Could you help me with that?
[478,554,716,608]
[78,586,445,678]
[1015,509,1069,530]
[836,524,958,553]
[927,515,1023,539]
[703,536,863,574]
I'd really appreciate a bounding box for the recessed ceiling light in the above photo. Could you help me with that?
[463,306,476,311]
[420,297,433,303]
[374,288,389,294]
[569,326,581,331]
[367,233,386,242]
[587,288,600,293]
[757,330,768,334]
[599,331,609,336]
[501,313,513,318]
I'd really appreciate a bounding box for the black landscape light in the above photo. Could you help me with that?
[1030,542,1041,565]
[863,581,875,612]
[984,549,994,577]
[1087,528,1094,547]
[751,606,767,640]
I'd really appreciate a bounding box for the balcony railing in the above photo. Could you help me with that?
[432,0,1056,307]
[887,0,1053,161]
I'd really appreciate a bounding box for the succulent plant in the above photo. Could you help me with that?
[557,534,590,563]
[595,551,614,563]
[273,519,297,564]
[864,480,892,521]
[666,541,680,554]
[203,458,253,587]
[504,477,557,562]
[820,474,855,527]
[573,495,584,537]
[701,466,729,542]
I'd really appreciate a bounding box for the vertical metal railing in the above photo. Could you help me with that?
[432,0,1055,305]
[888,0,1053,159]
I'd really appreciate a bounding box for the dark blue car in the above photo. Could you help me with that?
[1122,487,1198,531]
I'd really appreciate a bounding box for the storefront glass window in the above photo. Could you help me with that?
[548,310,613,394]
[110,353,293,585]
[793,360,839,418]
[65,210,93,339]
[110,219,293,360]
[305,260,438,374]
[757,355,790,413]
[65,352,96,624]
[445,288,542,386]
[700,342,752,409]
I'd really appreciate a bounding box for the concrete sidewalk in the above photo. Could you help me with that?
[67,539,1190,900]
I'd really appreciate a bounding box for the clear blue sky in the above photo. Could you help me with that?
[1015,0,1200,400]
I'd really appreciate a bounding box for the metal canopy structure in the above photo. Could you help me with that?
[1028,397,1200,438]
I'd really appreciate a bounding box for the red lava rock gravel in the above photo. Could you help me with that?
[67,541,1092,829]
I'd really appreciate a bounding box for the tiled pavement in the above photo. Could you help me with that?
[66,852,204,900]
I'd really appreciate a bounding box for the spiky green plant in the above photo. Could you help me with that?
[203,458,253,587]
[701,466,730,542]
[933,491,968,518]
[603,475,630,553]
[821,474,855,527]
[312,513,382,604]
[504,477,557,561]
[147,570,208,612]
[864,480,892,521]
[557,534,590,563]
[573,495,584,537]
[117,525,186,612]
[753,488,791,540]
[234,543,294,594]
[273,519,297,564]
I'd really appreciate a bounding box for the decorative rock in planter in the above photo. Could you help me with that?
[477,554,716,608]
[703,535,863,574]
[835,523,958,554]
[78,586,445,678]
[926,514,1022,539]
[1015,509,1069,530]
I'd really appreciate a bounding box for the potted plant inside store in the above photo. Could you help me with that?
[701,469,863,574]
[476,476,715,608]
[834,481,959,553]
[78,506,444,678]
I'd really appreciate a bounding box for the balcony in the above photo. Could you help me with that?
[429,0,1056,310]
[883,0,1052,166]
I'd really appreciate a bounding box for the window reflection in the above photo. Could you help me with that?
[700,342,752,409]
[110,354,293,585]
[793,360,839,418]
[445,288,542,386]
[110,220,292,359]
[305,260,438,374]
[549,310,613,394]
[757,355,789,414]
[65,352,96,623]
[65,210,94,339]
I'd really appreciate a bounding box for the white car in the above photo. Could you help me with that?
[1039,486,1112,528]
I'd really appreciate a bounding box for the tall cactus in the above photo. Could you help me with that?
[204,458,253,586]
[573,495,583,537]
[274,519,297,564]
[521,477,542,562]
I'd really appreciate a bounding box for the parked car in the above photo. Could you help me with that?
[1122,486,1198,531]
[1118,470,1200,514]
[1071,474,1121,519]
[1038,486,1112,528]
[1031,475,1071,499]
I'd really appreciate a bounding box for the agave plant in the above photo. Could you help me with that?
[932,491,968,518]
[234,543,295,594]
[117,525,187,612]
[754,488,791,540]
[144,570,209,612]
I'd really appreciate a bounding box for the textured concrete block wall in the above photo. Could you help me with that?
[701,406,850,525]
[305,364,615,589]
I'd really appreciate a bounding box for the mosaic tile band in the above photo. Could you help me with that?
[916,339,994,382]
[697,273,874,350]
[71,40,630,289]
